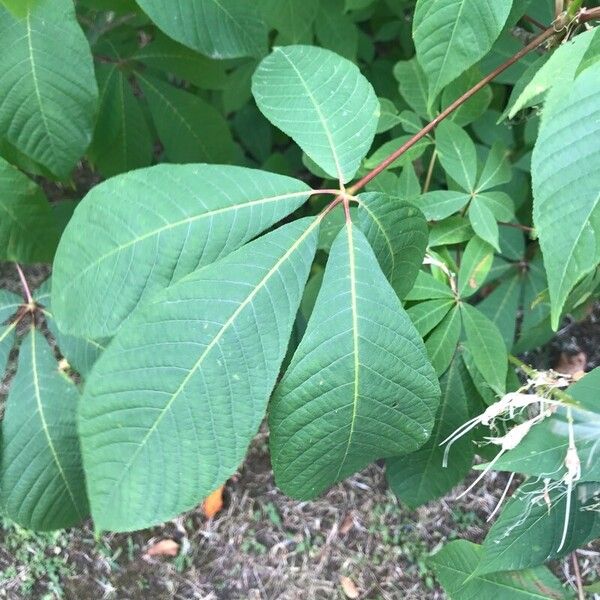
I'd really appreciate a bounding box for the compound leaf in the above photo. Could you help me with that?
[52,165,312,339]
[0,328,88,530]
[269,223,440,499]
[79,218,318,531]
[253,45,379,183]
[435,120,477,192]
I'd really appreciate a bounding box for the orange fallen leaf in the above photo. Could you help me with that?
[145,538,180,557]
[339,513,354,535]
[339,575,359,599]
[203,485,225,518]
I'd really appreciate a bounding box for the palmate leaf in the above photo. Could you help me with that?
[532,61,600,330]
[136,0,268,59]
[357,193,428,299]
[0,156,59,263]
[430,540,569,600]
[407,299,455,338]
[425,305,461,376]
[458,236,494,298]
[0,0,97,178]
[435,120,477,192]
[0,328,88,530]
[80,218,318,531]
[52,165,313,339]
[253,45,379,183]
[387,352,476,508]
[269,224,440,500]
[468,199,500,251]
[478,481,600,575]
[413,0,513,100]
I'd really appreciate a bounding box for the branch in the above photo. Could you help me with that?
[346,7,600,196]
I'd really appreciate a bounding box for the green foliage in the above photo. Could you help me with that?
[0,0,599,593]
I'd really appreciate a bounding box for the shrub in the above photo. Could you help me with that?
[0,0,599,595]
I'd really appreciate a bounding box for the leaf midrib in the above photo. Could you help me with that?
[58,189,312,298]
[30,330,83,519]
[333,223,360,481]
[98,217,319,509]
[277,48,345,184]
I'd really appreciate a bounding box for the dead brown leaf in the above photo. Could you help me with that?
[339,575,359,599]
[554,351,586,380]
[339,513,354,535]
[145,538,180,557]
[203,485,225,518]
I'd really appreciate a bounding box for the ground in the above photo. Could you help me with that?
[0,266,599,600]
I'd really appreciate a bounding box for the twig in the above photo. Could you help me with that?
[523,14,547,30]
[344,7,600,197]
[571,551,585,600]
[15,264,33,305]
[499,221,534,233]
[422,150,437,194]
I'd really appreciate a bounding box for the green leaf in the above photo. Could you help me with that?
[0,322,16,380]
[0,329,88,530]
[442,67,492,127]
[0,289,21,324]
[253,45,379,183]
[393,57,432,120]
[476,191,514,221]
[491,368,600,482]
[405,270,454,300]
[460,303,507,394]
[0,290,19,377]
[34,280,106,378]
[138,73,235,164]
[479,481,600,574]
[507,28,598,119]
[258,0,319,43]
[0,0,98,177]
[477,275,520,348]
[430,540,570,600]
[314,0,359,61]
[364,136,430,171]
[425,305,461,376]
[429,216,474,247]
[376,98,402,134]
[413,0,513,99]
[88,64,153,178]
[407,299,455,338]
[0,156,59,263]
[80,218,318,531]
[458,237,494,298]
[133,33,229,90]
[0,0,40,17]
[476,142,512,192]
[469,199,500,251]
[136,0,268,59]
[399,164,422,200]
[52,165,312,339]
[387,352,476,507]
[532,61,600,330]
[435,120,477,192]
[269,223,440,500]
[357,193,429,299]
[415,191,471,220]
